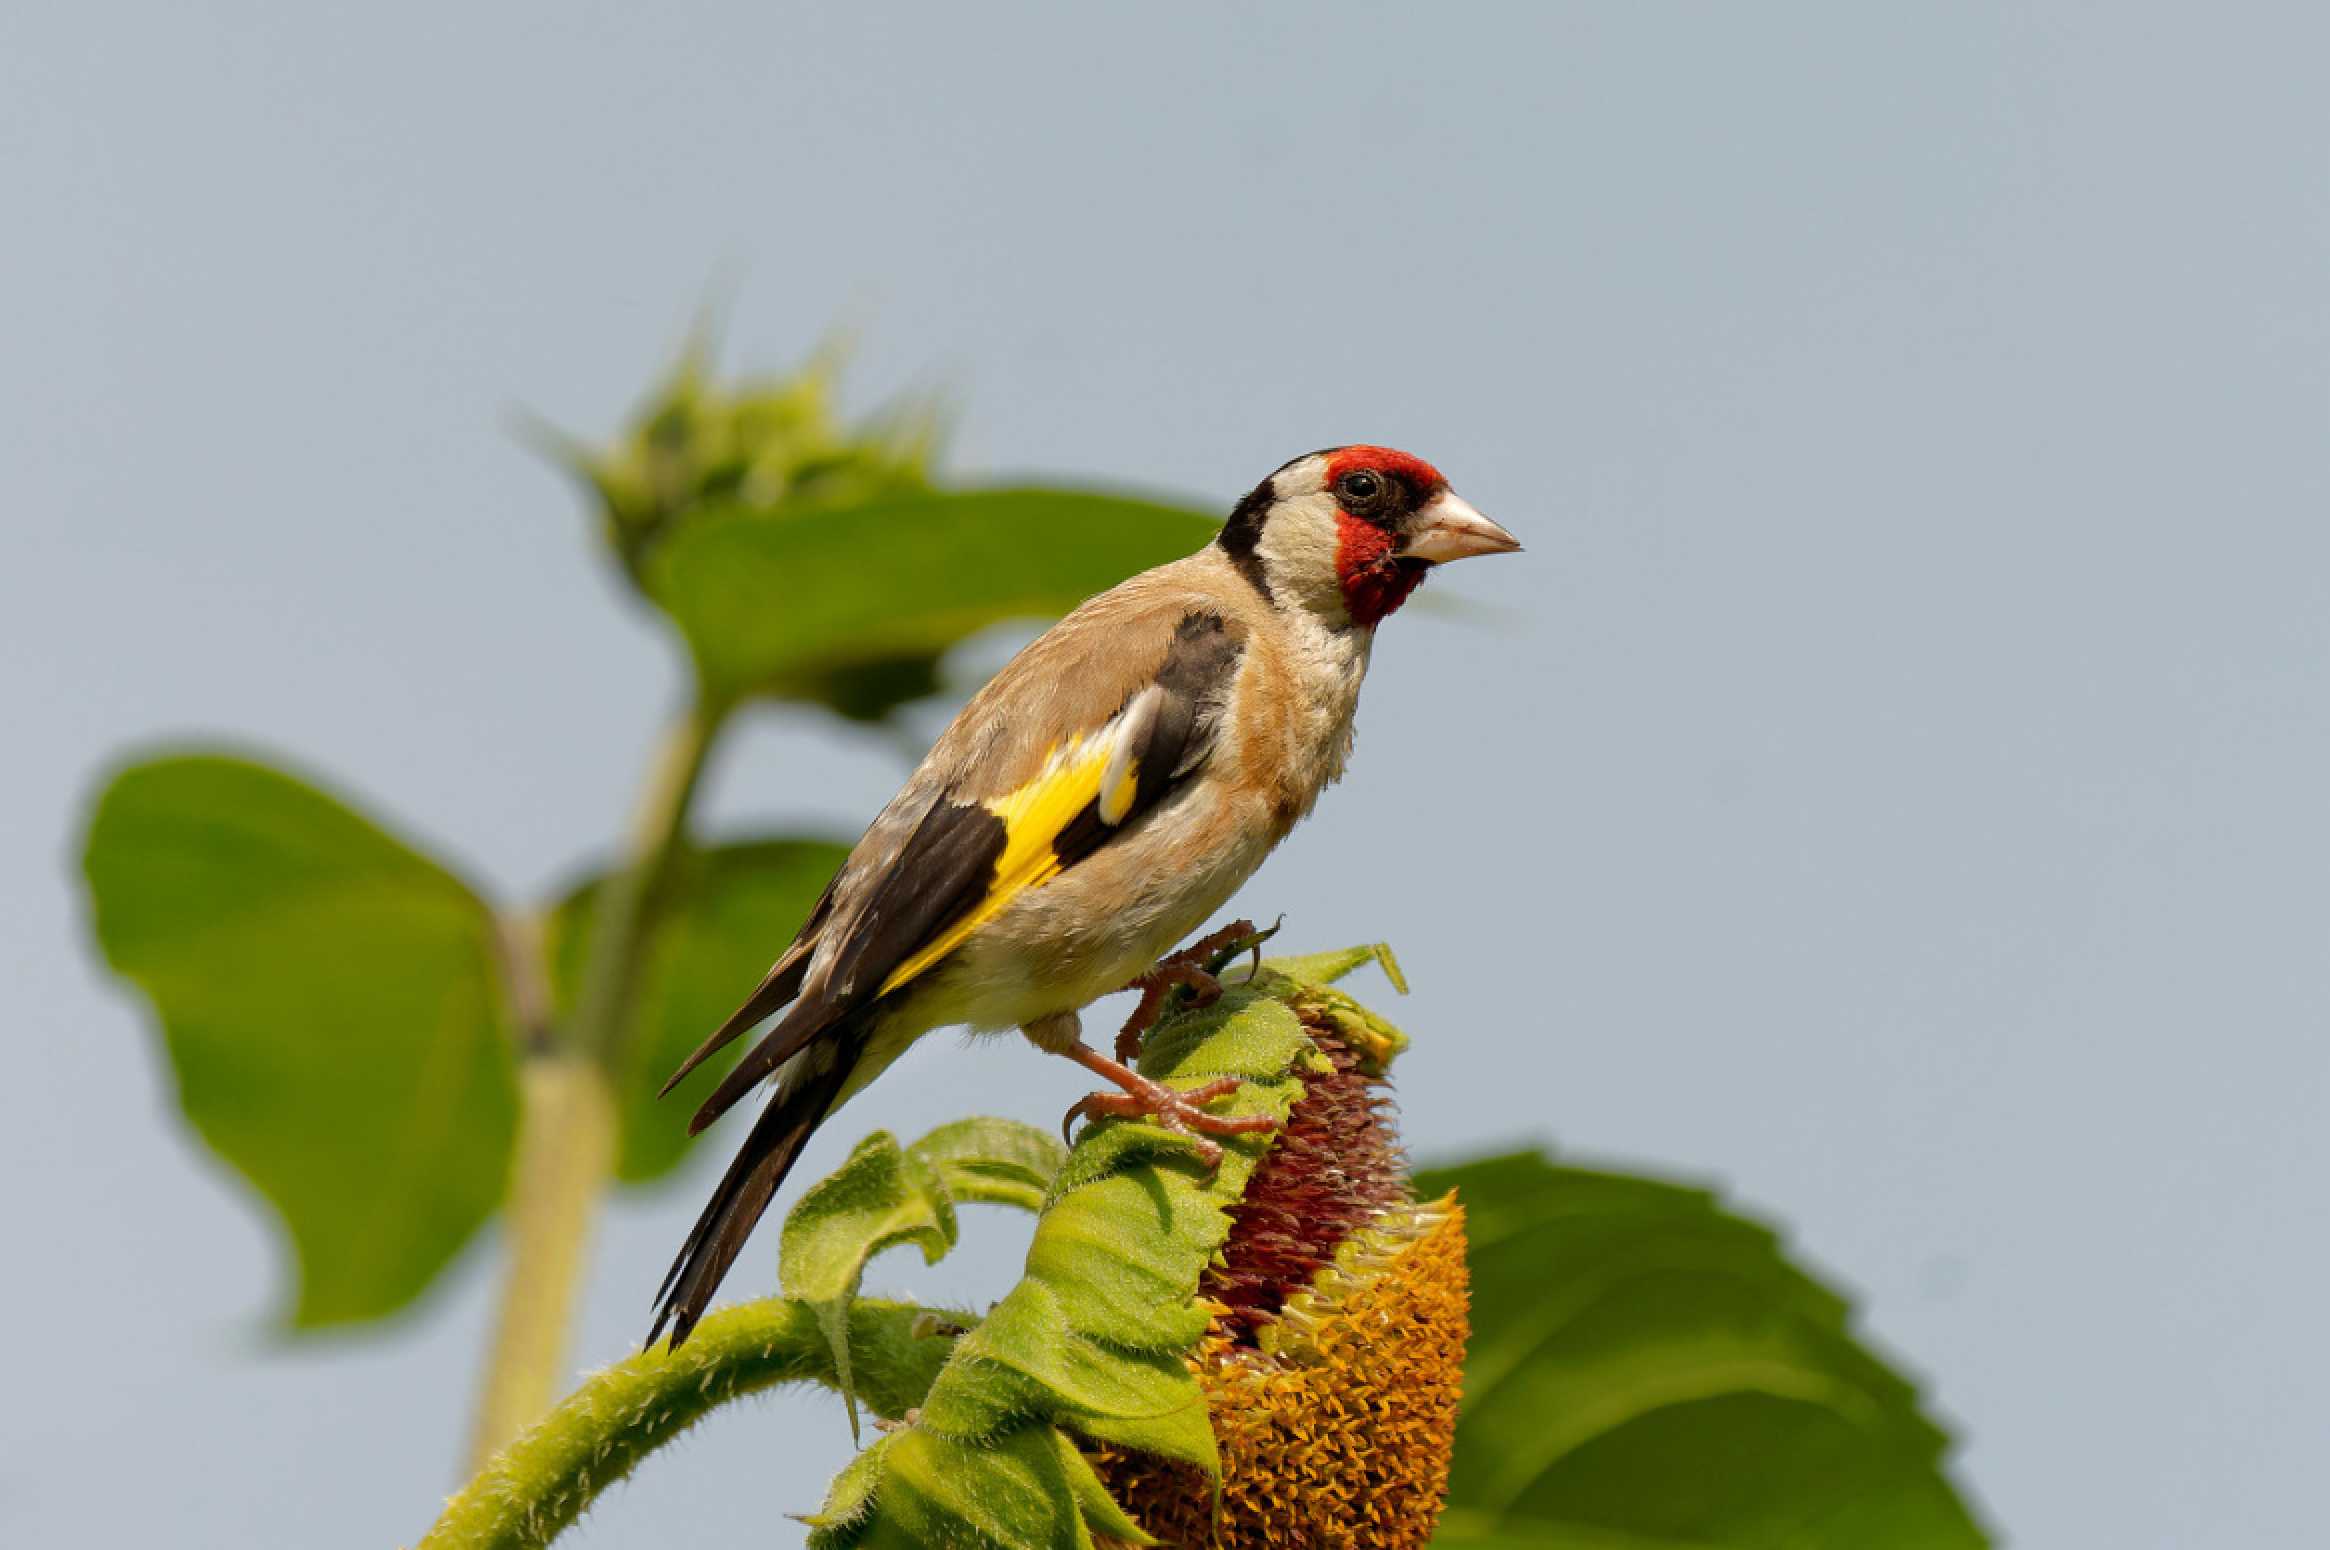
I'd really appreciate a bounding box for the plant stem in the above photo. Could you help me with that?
[461,1048,619,1472]
[426,1298,961,1550]
[462,700,730,1471]
[571,697,729,1064]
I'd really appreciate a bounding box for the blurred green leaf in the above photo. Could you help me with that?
[1413,1150,1991,1549]
[546,838,849,1183]
[81,752,518,1328]
[789,654,948,725]
[647,488,1218,707]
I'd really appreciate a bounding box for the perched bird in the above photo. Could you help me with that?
[649,445,1519,1348]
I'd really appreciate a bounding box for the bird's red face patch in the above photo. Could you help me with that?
[1334,516,1425,629]
[1324,446,1445,494]
[1324,446,1443,628]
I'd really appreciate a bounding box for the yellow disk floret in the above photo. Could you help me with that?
[1095,1196,1470,1548]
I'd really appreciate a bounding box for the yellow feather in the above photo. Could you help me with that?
[877,737,1117,995]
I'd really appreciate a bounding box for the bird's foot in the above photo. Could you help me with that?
[1113,918,1271,1060]
[1057,1041,1278,1167]
[1113,962,1222,1060]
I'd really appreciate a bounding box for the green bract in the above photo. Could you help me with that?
[556,345,935,589]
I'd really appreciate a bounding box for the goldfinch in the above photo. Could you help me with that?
[649,445,1519,1347]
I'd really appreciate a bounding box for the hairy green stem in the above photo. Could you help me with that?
[462,701,730,1470]
[425,1298,962,1550]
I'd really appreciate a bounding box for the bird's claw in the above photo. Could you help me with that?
[1059,1071,1278,1167]
[1113,918,1275,1060]
[1113,962,1223,1060]
[1204,914,1282,979]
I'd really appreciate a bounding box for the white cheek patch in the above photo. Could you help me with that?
[1256,490,1350,618]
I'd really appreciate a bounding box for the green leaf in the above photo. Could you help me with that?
[799,1441,888,1534]
[789,654,949,725]
[545,838,848,1182]
[811,1426,1116,1550]
[907,1117,1070,1214]
[647,488,1219,707]
[1413,1150,1993,1549]
[81,752,517,1327]
[782,1131,958,1440]
[917,1280,1212,1466]
[780,1118,1067,1439]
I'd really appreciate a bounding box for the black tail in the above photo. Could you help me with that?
[658,946,815,1099]
[646,1032,858,1350]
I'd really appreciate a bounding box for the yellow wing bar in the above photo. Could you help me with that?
[876,735,1117,996]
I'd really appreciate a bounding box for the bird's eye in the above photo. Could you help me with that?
[1337,469,1386,508]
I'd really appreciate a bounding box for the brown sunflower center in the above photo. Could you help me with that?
[1201,1019,1407,1344]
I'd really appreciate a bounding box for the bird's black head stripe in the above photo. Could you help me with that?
[1217,479,1277,602]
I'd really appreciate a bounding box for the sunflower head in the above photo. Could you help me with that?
[1093,996,1470,1549]
[550,341,935,582]
[802,942,1469,1550]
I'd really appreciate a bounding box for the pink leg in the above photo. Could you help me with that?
[1056,1039,1279,1168]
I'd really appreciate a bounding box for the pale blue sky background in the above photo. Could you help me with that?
[5,3,2326,1545]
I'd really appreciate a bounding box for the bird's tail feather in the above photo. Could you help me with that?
[659,945,814,1099]
[646,1030,858,1350]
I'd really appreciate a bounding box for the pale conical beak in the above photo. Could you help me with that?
[1403,490,1522,565]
